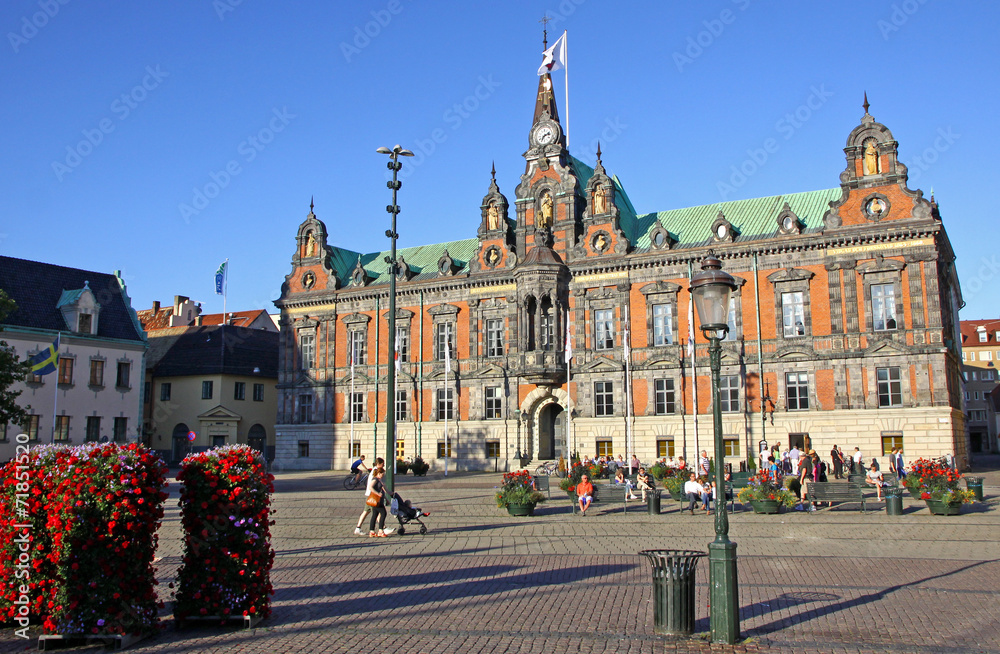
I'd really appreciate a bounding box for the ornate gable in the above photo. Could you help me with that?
[573,144,629,258]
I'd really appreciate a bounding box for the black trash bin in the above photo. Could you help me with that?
[647,489,661,515]
[966,477,984,502]
[885,486,903,515]
[639,549,706,636]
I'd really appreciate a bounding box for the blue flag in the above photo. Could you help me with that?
[215,261,227,295]
[28,335,60,375]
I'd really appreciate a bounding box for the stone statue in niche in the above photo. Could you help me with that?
[592,185,608,214]
[487,202,500,230]
[304,231,317,257]
[863,141,880,176]
[487,248,499,265]
[594,233,607,252]
[538,193,553,228]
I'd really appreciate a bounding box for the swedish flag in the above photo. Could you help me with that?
[28,335,60,376]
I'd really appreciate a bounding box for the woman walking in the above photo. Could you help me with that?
[368,468,393,538]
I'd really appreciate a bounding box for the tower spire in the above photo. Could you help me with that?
[310,195,314,213]
[863,91,870,115]
[539,14,551,49]
[491,161,496,180]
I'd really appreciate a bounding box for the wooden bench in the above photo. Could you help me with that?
[807,482,866,512]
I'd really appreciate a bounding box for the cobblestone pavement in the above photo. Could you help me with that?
[3,470,998,653]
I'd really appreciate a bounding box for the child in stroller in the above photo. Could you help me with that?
[390,492,430,535]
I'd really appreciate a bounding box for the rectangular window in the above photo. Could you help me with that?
[78,313,92,333]
[486,441,501,458]
[596,440,613,457]
[881,431,903,455]
[349,330,366,365]
[723,297,738,341]
[486,318,504,357]
[724,438,740,457]
[28,372,43,384]
[113,417,127,442]
[595,309,615,350]
[253,383,264,402]
[964,391,970,401]
[160,383,172,401]
[437,441,453,457]
[300,333,315,369]
[720,375,740,413]
[298,394,313,423]
[395,390,407,422]
[25,415,39,441]
[298,441,310,457]
[657,439,675,458]
[594,381,614,416]
[351,392,364,422]
[234,381,246,400]
[982,350,993,361]
[202,381,214,400]
[436,388,454,420]
[985,370,996,381]
[785,372,809,411]
[876,367,902,407]
[115,362,131,388]
[86,416,100,442]
[396,326,409,363]
[485,386,502,419]
[350,442,361,458]
[652,304,673,346]
[143,381,151,404]
[89,360,104,387]
[781,292,805,337]
[974,391,980,401]
[54,416,70,442]
[540,312,554,351]
[396,439,405,459]
[654,378,675,415]
[58,357,73,384]
[978,330,987,343]
[871,283,897,331]
[434,323,455,362]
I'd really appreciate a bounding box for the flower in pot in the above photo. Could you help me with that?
[909,458,973,513]
[737,470,798,511]
[409,456,430,476]
[496,471,546,510]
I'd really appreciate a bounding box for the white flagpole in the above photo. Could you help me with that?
[223,258,229,319]
[624,304,633,473]
[563,30,569,150]
[688,262,699,463]
[565,311,572,468]
[50,333,60,444]
[444,330,450,477]
[349,349,355,464]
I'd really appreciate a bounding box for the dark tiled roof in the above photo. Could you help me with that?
[152,325,278,378]
[0,255,144,342]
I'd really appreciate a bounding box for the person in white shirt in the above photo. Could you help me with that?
[699,451,710,476]
[684,472,709,514]
[788,446,801,474]
[852,447,863,474]
[759,444,770,470]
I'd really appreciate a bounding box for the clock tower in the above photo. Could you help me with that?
[514,71,584,262]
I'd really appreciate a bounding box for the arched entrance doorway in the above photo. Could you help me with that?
[171,423,190,463]
[536,404,564,460]
[247,424,267,456]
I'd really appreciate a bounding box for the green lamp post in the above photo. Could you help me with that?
[376,144,413,494]
[689,252,740,644]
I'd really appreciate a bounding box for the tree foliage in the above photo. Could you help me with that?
[0,291,31,430]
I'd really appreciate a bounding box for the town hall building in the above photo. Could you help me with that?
[272,72,966,473]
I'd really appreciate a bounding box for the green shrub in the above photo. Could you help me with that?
[409,456,429,476]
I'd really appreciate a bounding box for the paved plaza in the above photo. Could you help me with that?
[2,465,999,653]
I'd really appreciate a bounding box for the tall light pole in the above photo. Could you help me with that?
[689,252,740,645]
[377,144,413,495]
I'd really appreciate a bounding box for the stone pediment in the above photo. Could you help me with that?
[576,357,624,373]
[341,370,373,385]
[198,405,242,421]
[775,345,814,360]
[639,355,681,369]
[470,363,508,379]
[864,338,908,357]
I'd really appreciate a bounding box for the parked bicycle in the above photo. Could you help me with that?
[344,470,369,491]
[533,460,560,477]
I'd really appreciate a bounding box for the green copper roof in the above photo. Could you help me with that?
[630,187,842,250]
[329,237,481,287]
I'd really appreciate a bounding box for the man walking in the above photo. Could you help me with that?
[895,449,905,480]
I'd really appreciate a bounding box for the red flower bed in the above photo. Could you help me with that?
[1,443,167,636]
[174,445,275,622]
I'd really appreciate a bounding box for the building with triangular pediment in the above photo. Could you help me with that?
[273,71,966,472]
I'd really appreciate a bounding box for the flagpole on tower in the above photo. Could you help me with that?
[538,19,569,148]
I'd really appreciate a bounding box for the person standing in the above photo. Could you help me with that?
[354,457,386,535]
[699,450,710,477]
[831,445,843,479]
[852,447,863,475]
[895,449,905,481]
[788,445,801,474]
[888,448,897,477]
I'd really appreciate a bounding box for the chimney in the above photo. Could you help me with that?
[195,315,203,326]
[174,295,189,312]
[152,301,160,312]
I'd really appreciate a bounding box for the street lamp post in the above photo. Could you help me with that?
[689,252,740,645]
[377,144,413,495]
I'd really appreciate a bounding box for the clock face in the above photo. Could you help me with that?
[533,124,556,145]
[716,224,728,238]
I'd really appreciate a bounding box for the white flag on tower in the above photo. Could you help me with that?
[538,30,567,75]
[564,316,573,364]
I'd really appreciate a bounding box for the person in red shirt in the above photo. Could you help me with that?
[577,474,595,515]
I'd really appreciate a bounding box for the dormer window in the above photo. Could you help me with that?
[58,282,100,336]
[978,328,987,343]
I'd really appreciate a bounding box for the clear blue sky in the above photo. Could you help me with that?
[2,1,998,319]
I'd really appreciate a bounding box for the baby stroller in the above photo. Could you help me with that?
[390,492,429,535]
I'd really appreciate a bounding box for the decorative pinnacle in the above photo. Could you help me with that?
[596,141,602,162]
[539,14,551,48]
[863,91,870,115]
[491,161,496,180]
[310,195,314,212]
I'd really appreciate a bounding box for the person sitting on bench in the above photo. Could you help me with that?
[866,461,887,501]
[636,467,654,501]
[577,474,594,515]
[684,472,709,515]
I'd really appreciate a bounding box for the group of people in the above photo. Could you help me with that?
[350,455,430,538]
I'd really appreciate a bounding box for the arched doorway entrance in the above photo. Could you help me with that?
[536,404,564,460]
[247,424,267,456]
[171,423,190,463]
